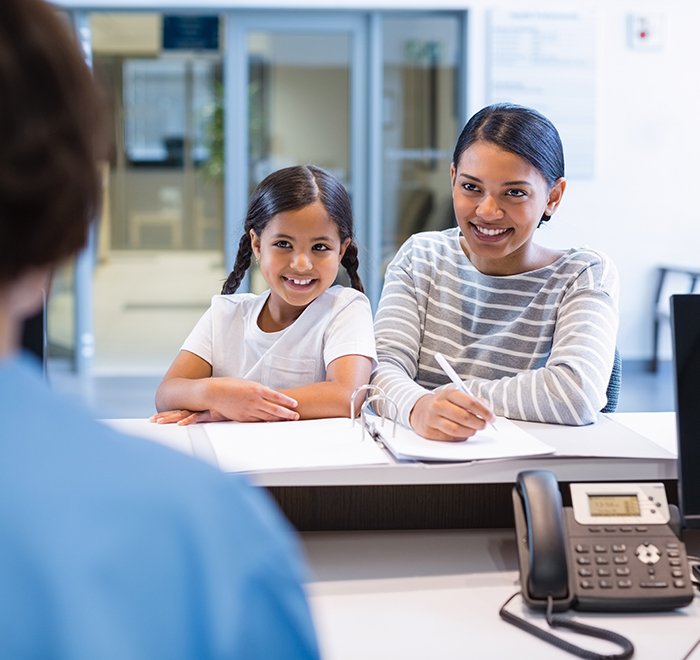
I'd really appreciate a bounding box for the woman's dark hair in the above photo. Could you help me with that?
[452,103,564,225]
[222,165,364,294]
[0,0,104,283]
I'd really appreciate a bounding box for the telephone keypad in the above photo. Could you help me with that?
[566,510,694,610]
[635,543,661,564]
[612,544,626,552]
[617,579,632,588]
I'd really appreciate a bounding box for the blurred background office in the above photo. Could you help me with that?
[48,0,699,417]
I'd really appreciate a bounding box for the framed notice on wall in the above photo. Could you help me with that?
[485,10,596,179]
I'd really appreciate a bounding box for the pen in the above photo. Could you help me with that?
[434,352,497,431]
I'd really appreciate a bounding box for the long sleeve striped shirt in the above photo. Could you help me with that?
[371,228,619,427]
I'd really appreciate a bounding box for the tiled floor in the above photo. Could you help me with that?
[48,356,676,420]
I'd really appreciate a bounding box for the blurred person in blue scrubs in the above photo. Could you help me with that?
[0,1,319,657]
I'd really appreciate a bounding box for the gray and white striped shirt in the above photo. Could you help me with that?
[372,228,619,427]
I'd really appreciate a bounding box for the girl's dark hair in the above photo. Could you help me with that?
[452,103,564,225]
[0,0,104,283]
[222,165,364,294]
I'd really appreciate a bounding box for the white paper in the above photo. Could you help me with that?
[103,415,555,472]
[369,415,555,463]
[204,417,392,473]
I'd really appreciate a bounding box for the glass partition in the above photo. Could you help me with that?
[380,15,462,271]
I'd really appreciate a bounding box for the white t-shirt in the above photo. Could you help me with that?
[182,285,377,390]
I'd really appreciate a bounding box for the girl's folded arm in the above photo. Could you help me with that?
[154,350,214,413]
[154,349,299,423]
[281,354,373,420]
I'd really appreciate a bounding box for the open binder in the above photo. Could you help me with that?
[351,384,554,464]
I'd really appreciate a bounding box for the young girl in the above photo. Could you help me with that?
[153,165,376,424]
[372,103,619,441]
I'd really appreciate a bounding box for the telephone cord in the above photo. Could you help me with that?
[499,591,634,660]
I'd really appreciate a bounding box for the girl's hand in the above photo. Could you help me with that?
[150,409,194,425]
[206,377,300,423]
[150,409,229,425]
[152,379,300,424]
[409,387,494,442]
[173,409,228,425]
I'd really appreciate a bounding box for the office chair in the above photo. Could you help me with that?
[600,347,621,413]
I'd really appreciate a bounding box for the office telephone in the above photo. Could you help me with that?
[513,470,695,613]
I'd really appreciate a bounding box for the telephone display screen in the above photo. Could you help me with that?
[588,494,641,517]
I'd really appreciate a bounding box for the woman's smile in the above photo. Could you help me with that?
[470,222,513,242]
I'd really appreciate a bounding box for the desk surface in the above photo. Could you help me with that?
[303,528,700,660]
[108,412,678,487]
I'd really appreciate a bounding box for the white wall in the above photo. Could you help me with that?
[465,0,700,361]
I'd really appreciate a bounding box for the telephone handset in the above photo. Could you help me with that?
[513,469,695,612]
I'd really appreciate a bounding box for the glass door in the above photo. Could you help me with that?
[49,12,226,376]
[224,13,367,293]
[380,14,464,272]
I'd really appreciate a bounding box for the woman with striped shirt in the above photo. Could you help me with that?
[372,103,619,441]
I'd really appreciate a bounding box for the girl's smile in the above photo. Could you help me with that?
[251,200,350,331]
[284,277,315,287]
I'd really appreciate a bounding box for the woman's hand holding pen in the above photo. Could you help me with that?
[152,377,299,425]
[409,387,496,442]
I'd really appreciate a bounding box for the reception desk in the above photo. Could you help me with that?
[302,526,700,660]
[107,411,700,657]
[107,412,678,530]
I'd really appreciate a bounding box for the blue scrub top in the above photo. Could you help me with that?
[0,354,319,659]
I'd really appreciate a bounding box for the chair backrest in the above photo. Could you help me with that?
[600,347,621,413]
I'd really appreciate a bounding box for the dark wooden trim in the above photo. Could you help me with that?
[266,480,679,532]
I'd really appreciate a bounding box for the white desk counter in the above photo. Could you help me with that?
[111,412,678,487]
[303,527,700,660]
[252,410,676,487]
[249,412,676,488]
